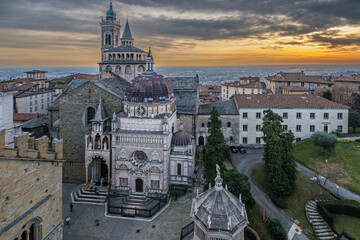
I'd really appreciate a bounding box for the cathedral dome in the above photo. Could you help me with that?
[172,130,192,146]
[125,72,173,103]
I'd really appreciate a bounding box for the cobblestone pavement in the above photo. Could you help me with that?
[63,183,194,240]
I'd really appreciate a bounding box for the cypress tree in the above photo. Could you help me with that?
[204,106,227,182]
[262,109,296,196]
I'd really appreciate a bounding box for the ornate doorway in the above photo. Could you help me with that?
[136,179,143,192]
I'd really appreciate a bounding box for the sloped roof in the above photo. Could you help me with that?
[106,45,145,53]
[167,76,199,91]
[233,94,349,109]
[64,77,129,99]
[22,116,46,129]
[198,99,239,115]
[191,168,248,237]
[13,113,43,122]
[174,90,198,114]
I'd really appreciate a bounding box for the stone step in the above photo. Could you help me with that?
[312,222,328,226]
[317,232,335,237]
[306,205,317,210]
[310,218,325,222]
[314,228,333,233]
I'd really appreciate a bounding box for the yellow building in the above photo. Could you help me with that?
[221,77,263,100]
[282,86,310,94]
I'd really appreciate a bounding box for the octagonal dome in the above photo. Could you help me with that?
[125,72,174,103]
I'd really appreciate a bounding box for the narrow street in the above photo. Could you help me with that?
[230,148,309,240]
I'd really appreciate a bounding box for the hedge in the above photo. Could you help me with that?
[270,194,287,209]
[267,218,287,240]
[317,202,333,225]
[355,139,360,142]
[339,139,352,143]
[320,200,360,218]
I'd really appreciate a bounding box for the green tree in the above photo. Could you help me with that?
[349,110,360,133]
[204,106,227,181]
[322,90,332,101]
[351,93,360,113]
[262,109,296,196]
[223,169,255,206]
[311,132,338,152]
[267,218,287,240]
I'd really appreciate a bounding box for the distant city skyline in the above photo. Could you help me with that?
[0,0,359,67]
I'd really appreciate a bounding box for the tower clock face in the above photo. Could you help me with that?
[136,106,146,117]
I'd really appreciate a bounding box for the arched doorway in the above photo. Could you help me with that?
[199,136,205,146]
[89,157,108,186]
[136,179,143,192]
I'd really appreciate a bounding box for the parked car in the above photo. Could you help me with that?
[229,146,238,153]
[237,146,246,154]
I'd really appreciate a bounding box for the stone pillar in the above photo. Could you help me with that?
[26,230,30,240]
[34,223,42,240]
[106,164,111,190]
[85,165,89,185]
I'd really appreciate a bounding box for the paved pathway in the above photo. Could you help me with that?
[296,162,360,201]
[230,149,309,240]
[338,136,360,141]
[63,183,193,240]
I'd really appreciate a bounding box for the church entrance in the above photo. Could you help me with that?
[136,179,143,192]
[89,157,108,186]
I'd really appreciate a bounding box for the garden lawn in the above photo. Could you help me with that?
[333,214,360,239]
[294,140,360,194]
[340,127,360,137]
[252,164,334,238]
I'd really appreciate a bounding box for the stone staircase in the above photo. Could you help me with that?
[305,200,336,240]
[123,193,152,206]
[71,184,108,205]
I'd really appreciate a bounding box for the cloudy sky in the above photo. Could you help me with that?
[0,0,359,67]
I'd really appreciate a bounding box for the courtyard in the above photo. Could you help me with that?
[63,183,194,240]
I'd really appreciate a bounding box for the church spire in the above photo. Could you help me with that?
[146,46,155,72]
[122,19,133,40]
[121,19,134,46]
[93,97,107,122]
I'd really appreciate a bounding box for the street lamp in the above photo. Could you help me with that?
[336,186,339,197]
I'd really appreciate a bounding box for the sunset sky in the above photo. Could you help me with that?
[0,0,359,67]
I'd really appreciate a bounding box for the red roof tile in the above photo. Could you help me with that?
[13,113,43,121]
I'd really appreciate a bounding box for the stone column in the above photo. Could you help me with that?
[85,165,89,185]
[34,223,42,240]
[26,230,30,240]
[107,161,111,190]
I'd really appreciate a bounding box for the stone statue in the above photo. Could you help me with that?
[88,142,92,150]
[216,164,220,176]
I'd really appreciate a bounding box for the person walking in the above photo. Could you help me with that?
[66,217,71,225]
[70,203,73,212]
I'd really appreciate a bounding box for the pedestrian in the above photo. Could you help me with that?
[70,203,73,212]
[66,217,70,225]
[95,186,98,195]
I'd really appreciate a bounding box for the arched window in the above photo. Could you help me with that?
[199,136,205,146]
[121,54,125,59]
[227,122,231,127]
[108,54,112,60]
[117,54,120,59]
[125,65,132,75]
[177,163,182,175]
[103,136,109,150]
[115,65,121,73]
[95,134,101,149]
[87,107,95,124]
[126,53,130,59]
[131,53,134,59]
[138,65,145,73]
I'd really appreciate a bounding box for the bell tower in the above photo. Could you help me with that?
[100,2,121,58]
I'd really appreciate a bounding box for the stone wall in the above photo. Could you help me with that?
[195,115,239,146]
[178,114,196,137]
[59,82,124,182]
[0,129,63,240]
